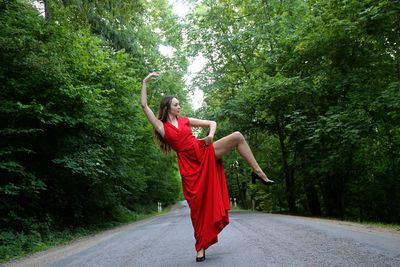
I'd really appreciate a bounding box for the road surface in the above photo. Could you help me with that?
[3,201,400,266]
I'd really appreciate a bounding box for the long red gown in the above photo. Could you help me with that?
[163,117,230,251]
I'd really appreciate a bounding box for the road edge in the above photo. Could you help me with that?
[1,202,183,267]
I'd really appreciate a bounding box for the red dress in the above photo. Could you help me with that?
[163,117,230,251]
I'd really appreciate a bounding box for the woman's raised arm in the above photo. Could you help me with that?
[141,72,164,137]
[189,118,216,146]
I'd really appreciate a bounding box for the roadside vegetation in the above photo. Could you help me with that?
[1,0,399,262]
[0,0,185,261]
[187,0,400,224]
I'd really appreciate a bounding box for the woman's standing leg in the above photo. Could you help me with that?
[196,248,205,260]
[213,131,271,182]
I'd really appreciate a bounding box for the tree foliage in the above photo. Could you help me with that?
[186,0,400,223]
[0,0,186,248]
[1,0,399,260]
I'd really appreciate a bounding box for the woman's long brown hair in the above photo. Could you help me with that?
[153,96,176,155]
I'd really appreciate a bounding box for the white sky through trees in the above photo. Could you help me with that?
[166,0,206,110]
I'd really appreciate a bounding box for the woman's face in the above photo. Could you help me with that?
[169,97,180,117]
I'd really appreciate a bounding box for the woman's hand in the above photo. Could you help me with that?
[201,135,213,146]
[143,72,160,83]
[141,71,164,137]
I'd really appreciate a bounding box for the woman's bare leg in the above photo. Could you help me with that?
[213,131,270,182]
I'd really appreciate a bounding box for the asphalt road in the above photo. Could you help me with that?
[4,201,400,267]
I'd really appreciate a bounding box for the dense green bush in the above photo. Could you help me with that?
[0,0,184,254]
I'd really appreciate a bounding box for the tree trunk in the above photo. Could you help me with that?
[44,0,51,20]
[305,181,321,216]
[275,116,296,213]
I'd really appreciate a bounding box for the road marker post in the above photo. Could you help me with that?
[157,202,162,212]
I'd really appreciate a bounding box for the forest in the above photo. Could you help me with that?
[1,0,399,261]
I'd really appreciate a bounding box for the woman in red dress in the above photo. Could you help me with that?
[140,72,274,262]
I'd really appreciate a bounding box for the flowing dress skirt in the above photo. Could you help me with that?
[177,140,231,251]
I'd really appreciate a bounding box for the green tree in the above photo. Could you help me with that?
[0,0,187,237]
[186,0,400,222]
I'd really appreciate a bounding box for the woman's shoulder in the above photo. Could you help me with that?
[178,116,190,124]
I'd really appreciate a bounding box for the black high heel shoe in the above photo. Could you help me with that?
[196,250,205,262]
[252,172,275,186]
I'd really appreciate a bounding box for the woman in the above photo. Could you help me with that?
[140,72,274,262]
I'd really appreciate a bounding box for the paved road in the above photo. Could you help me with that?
[4,201,400,267]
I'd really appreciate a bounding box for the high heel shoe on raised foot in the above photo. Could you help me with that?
[252,172,275,186]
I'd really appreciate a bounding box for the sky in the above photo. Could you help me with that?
[167,0,206,110]
[170,0,191,17]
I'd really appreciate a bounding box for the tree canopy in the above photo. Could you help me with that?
[0,0,187,239]
[186,0,400,223]
[1,1,399,260]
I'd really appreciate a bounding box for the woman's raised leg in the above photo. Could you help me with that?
[213,131,271,182]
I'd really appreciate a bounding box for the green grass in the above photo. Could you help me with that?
[230,205,251,212]
[344,219,400,229]
[300,215,400,229]
[0,207,171,264]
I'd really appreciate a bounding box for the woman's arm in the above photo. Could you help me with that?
[141,72,164,137]
[189,118,217,145]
